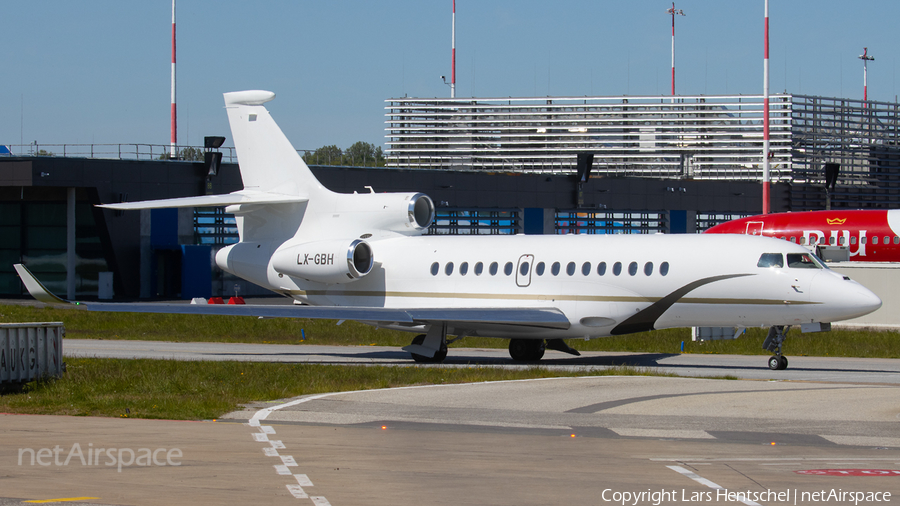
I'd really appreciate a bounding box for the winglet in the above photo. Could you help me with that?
[13,264,72,305]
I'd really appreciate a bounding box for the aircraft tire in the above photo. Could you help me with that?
[509,339,545,361]
[779,356,789,370]
[410,334,447,363]
[768,356,780,370]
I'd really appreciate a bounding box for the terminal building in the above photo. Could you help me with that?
[1,92,899,301]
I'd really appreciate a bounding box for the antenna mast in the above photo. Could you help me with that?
[170,0,177,158]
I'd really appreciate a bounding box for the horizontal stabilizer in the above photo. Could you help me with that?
[98,191,308,210]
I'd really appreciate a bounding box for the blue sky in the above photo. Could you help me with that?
[1,1,898,152]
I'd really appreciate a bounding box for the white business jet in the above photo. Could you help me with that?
[15,91,882,370]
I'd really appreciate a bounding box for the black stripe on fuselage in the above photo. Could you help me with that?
[610,273,753,335]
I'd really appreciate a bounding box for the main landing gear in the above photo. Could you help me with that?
[409,334,447,363]
[763,325,790,370]
[508,338,581,362]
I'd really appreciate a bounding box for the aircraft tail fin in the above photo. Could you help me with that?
[14,264,72,306]
[223,90,327,197]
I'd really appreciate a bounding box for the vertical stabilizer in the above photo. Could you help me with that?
[224,90,326,197]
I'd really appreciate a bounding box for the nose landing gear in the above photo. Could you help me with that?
[763,325,790,370]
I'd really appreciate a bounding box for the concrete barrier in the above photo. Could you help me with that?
[0,322,64,384]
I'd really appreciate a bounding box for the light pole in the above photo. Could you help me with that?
[666,3,685,96]
[859,47,874,108]
[762,0,770,214]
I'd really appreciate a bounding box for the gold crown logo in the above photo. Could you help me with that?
[826,217,847,225]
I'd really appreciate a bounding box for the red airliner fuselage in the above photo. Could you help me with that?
[704,210,900,262]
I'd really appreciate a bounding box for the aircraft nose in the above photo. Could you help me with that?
[811,272,882,320]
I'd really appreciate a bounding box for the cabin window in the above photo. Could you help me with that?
[829,236,835,245]
[644,262,653,276]
[799,237,806,245]
[566,262,576,276]
[885,236,890,245]
[445,262,454,275]
[597,262,607,276]
[628,262,638,276]
[787,253,822,269]
[873,236,879,245]
[850,237,857,245]
[504,262,514,276]
[460,262,469,276]
[430,262,439,276]
[757,253,784,268]
[475,262,484,275]
[838,236,846,246]
[581,262,591,276]
[790,237,797,243]
[489,262,499,276]
[861,236,867,245]
[551,262,561,276]
[519,262,530,276]
[895,237,899,245]
[612,262,622,276]
[659,262,669,276]
[536,262,545,276]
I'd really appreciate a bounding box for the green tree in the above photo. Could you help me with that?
[303,145,343,165]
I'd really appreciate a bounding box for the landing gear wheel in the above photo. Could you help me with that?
[410,334,447,364]
[509,339,545,361]
[767,355,789,370]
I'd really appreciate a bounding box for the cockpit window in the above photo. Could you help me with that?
[757,253,784,268]
[787,252,823,269]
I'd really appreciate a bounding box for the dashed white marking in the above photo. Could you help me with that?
[269,440,286,449]
[667,466,761,506]
[280,455,298,466]
[310,497,332,506]
[612,428,714,439]
[294,474,314,487]
[252,433,269,442]
[286,485,308,499]
[263,447,279,457]
[274,465,292,476]
[259,425,276,434]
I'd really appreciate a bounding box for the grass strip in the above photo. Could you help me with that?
[2,302,899,358]
[0,358,682,420]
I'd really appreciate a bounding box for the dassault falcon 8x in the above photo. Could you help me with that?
[14,91,882,370]
[705,210,900,262]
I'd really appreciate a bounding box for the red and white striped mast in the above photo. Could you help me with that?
[761,0,771,214]
[170,0,177,158]
[859,47,874,108]
[666,3,684,96]
[451,0,456,98]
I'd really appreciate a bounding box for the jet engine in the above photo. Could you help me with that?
[326,192,435,237]
[271,239,373,284]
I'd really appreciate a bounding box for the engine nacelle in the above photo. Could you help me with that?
[327,192,435,236]
[271,239,373,284]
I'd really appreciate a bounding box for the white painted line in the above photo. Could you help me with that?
[294,474,314,487]
[252,433,269,442]
[263,447,279,457]
[611,428,714,439]
[311,497,332,506]
[286,484,308,499]
[281,455,298,466]
[248,419,260,427]
[274,465,292,476]
[259,425,276,434]
[667,466,761,506]
[269,440,286,449]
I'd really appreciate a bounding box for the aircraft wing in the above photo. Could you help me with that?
[13,264,570,331]
[97,191,308,210]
